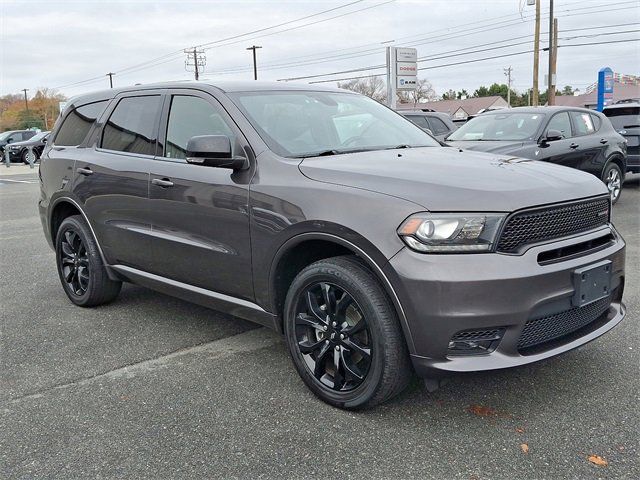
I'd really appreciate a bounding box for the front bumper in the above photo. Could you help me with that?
[384,226,626,376]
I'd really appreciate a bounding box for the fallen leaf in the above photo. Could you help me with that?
[588,455,608,467]
[466,405,497,417]
[520,443,529,454]
[516,427,525,433]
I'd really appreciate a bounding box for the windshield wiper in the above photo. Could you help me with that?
[622,124,640,128]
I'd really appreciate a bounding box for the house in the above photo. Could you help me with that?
[396,96,508,120]
[553,83,640,109]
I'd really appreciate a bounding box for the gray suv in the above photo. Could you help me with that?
[39,82,626,409]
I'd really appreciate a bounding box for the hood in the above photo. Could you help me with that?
[298,147,607,212]
[446,140,530,155]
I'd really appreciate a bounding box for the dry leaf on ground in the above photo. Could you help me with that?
[520,443,529,454]
[516,427,525,433]
[588,455,608,466]
[466,405,497,417]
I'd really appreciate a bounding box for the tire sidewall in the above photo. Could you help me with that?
[284,265,389,409]
[55,216,98,306]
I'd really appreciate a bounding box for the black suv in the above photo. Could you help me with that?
[446,107,628,203]
[0,129,37,154]
[399,111,457,141]
[39,82,626,409]
[603,102,640,174]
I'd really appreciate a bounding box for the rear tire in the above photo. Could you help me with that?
[55,215,122,307]
[284,255,412,409]
[602,162,623,204]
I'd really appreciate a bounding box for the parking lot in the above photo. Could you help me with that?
[1,165,638,479]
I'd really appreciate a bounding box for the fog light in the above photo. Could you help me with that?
[448,328,505,355]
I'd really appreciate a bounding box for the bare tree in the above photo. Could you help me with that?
[396,78,436,107]
[337,76,386,102]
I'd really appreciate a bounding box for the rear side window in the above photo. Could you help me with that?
[406,115,430,130]
[590,113,601,131]
[165,95,234,159]
[570,111,595,136]
[428,117,449,135]
[54,101,108,146]
[101,96,162,156]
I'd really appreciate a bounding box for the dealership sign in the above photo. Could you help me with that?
[392,47,418,91]
[597,67,614,111]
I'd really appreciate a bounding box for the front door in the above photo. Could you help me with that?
[537,111,583,168]
[148,91,254,301]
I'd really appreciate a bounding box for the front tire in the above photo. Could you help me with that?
[602,162,623,204]
[55,215,122,307]
[284,256,412,409]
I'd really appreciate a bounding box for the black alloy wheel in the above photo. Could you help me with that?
[59,229,90,296]
[294,282,372,392]
[55,215,122,307]
[284,256,412,409]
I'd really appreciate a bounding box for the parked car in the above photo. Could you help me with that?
[400,111,457,140]
[603,103,639,174]
[0,129,37,154]
[446,106,628,203]
[39,83,625,409]
[5,131,50,164]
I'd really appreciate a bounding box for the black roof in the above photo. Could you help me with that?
[479,105,597,115]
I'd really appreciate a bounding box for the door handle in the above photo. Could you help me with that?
[77,167,93,176]
[152,178,174,188]
[600,138,608,144]
[569,143,579,149]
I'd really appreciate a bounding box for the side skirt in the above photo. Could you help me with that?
[111,265,278,330]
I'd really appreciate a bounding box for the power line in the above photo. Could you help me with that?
[308,37,640,84]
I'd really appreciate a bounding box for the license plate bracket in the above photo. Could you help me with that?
[572,260,612,307]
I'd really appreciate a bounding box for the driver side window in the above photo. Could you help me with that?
[165,95,234,160]
[546,112,572,138]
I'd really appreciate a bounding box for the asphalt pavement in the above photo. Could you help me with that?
[1,166,638,479]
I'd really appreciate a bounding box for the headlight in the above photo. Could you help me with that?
[8,145,19,150]
[397,213,506,253]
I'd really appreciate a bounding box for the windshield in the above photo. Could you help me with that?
[604,107,640,129]
[447,112,545,141]
[0,131,16,141]
[229,91,439,157]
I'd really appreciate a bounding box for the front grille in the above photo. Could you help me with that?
[497,197,610,253]
[451,328,505,341]
[518,296,612,353]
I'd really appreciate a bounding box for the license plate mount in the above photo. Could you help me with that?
[572,260,612,307]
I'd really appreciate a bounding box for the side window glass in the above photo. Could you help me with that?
[54,101,108,146]
[165,95,234,159]
[570,111,595,136]
[406,115,430,130]
[102,96,162,155]
[428,117,449,135]
[590,113,601,131]
[546,112,572,138]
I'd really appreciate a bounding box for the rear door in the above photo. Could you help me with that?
[568,110,608,175]
[73,92,163,269]
[148,90,254,300]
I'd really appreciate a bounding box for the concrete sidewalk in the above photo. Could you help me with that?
[0,163,39,176]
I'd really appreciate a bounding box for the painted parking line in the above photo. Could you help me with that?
[0,178,39,184]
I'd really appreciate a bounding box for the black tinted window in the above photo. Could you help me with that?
[546,112,572,138]
[54,101,108,146]
[405,115,430,129]
[102,96,162,155]
[165,95,233,159]
[570,111,596,136]
[428,117,449,135]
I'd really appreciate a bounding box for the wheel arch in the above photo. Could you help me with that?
[268,232,416,353]
[604,153,626,179]
[49,197,110,268]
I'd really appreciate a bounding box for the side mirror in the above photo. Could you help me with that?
[423,128,434,136]
[42,137,48,144]
[6,138,14,144]
[542,129,563,143]
[185,135,248,170]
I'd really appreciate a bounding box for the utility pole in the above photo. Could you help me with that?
[21,89,29,111]
[547,0,555,105]
[246,45,262,80]
[106,72,115,88]
[531,0,541,106]
[549,17,558,106]
[504,66,513,108]
[184,48,206,80]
